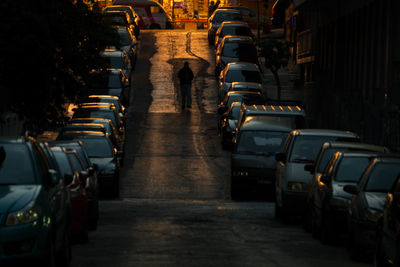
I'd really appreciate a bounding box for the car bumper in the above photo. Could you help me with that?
[0,220,50,261]
[232,168,276,186]
[282,190,308,214]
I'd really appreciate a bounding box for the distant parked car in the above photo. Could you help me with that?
[274,129,359,222]
[0,137,72,265]
[114,26,138,63]
[375,173,400,266]
[100,48,132,80]
[218,62,263,102]
[214,21,254,49]
[215,35,259,78]
[218,91,264,115]
[208,8,243,45]
[218,101,242,149]
[226,82,265,100]
[345,154,400,259]
[103,10,136,36]
[104,5,140,37]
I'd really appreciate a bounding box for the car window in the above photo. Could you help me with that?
[317,148,346,173]
[0,144,36,185]
[214,12,242,23]
[364,162,400,192]
[53,150,74,178]
[67,153,84,172]
[78,138,114,158]
[222,27,252,37]
[229,105,241,119]
[87,72,122,89]
[74,110,118,128]
[237,131,289,154]
[226,70,261,83]
[222,43,257,58]
[118,29,133,46]
[334,156,370,182]
[103,55,125,70]
[150,5,161,14]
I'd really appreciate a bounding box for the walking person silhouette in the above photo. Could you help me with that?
[178,61,194,109]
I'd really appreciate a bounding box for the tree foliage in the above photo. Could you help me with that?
[0,0,118,132]
[258,38,292,100]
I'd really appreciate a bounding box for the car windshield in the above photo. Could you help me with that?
[364,162,400,192]
[226,70,261,83]
[237,131,289,154]
[222,27,252,37]
[214,12,242,23]
[103,15,127,26]
[52,150,74,178]
[222,43,257,58]
[78,138,114,158]
[0,144,36,185]
[87,73,122,89]
[229,105,241,119]
[317,148,347,173]
[226,94,263,108]
[289,135,355,163]
[118,30,133,46]
[67,153,84,172]
[334,157,370,182]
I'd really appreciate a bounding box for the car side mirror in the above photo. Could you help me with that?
[64,173,73,185]
[304,164,315,175]
[47,169,59,185]
[275,153,286,162]
[343,184,358,195]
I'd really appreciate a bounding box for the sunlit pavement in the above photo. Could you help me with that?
[70,30,368,267]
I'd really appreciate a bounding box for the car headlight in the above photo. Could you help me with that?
[287,182,304,191]
[329,197,351,208]
[365,207,382,223]
[6,201,41,226]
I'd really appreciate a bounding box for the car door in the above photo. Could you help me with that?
[275,133,294,206]
[383,179,400,261]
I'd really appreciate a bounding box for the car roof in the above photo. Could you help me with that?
[215,8,241,14]
[321,141,389,152]
[61,131,107,137]
[227,90,262,97]
[242,104,305,116]
[292,129,358,138]
[66,123,106,128]
[222,35,253,43]
[226,62,260,71]
[338,150,387,158]
[240,116,293,132]
[100,49,125,57]
[88,95,120,100]
[220,21,249,27]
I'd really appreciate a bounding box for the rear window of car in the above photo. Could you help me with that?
[222,43,257,58]
[87,73,122,89]
[237,131,289,154]
[214,12,242,23]
[67,153,84,173]
[73,110,118,127]
[53,150,74,178]
[78,138,114,158]
[226,70,261,83]
[118,29,133,46]
[0,144,36,185]
[364,162,400,192]
[222,26,252,37]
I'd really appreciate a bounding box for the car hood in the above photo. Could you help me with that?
[90,157,116,172]
[0,185,40,213]
[365,192,387,211]
[232,153,276,169]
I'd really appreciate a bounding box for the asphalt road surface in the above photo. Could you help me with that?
[70,30,368,267]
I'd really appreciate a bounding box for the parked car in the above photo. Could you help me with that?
[0,137,72,265]
[103,10,136,36]
[50,146,89,243]
[217,6,260,29]
[215,35,259,78]
[85,95,126,116]
[309,150,383,244]
[114,26,138,64]
[214,21,254,49]
[226,82,265,100]
[61,135,121,197]
[218,91,265,115]
[345,154,400,259]
[104,5,140,37]
[218,62,263,102]
[86,69,130,105]
[274,129,359,221]
[208,8,243,44]
[375,173,400,266]
[303,141,389,232]
[218,101,242,149]
[235,103,307,136]
[100,48,132,80]
[113,0,173,29]
[231,116,293,199]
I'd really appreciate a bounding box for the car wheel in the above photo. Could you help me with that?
[348,225,362,260]
[43,236,56,267]
[374,223,388,267]
[311,206,320,239]
[302,203,312,232]
[320,211,332,244]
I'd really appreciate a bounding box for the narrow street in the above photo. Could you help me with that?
[70,30,368,267]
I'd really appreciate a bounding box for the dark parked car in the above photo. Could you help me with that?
[218,91,264,115]
[100,48,132,80]
[103,10,136,39]
[345,154,400,259]
[215,35,259,78]
[115,26,138,64]
[375,173,400,266]
[72,104,124,132]
[104,5,140,37]
[214,21,253,49]
[218,62,263,102]
[309,150,383,244]
[231,116,293,199]
[50,146,89,243]
[0,137,72,266]
[218,101,242,149]
[208,8,243,44]
[85,95,126,116]
[226,82,265,100]
[86,69,130,105]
